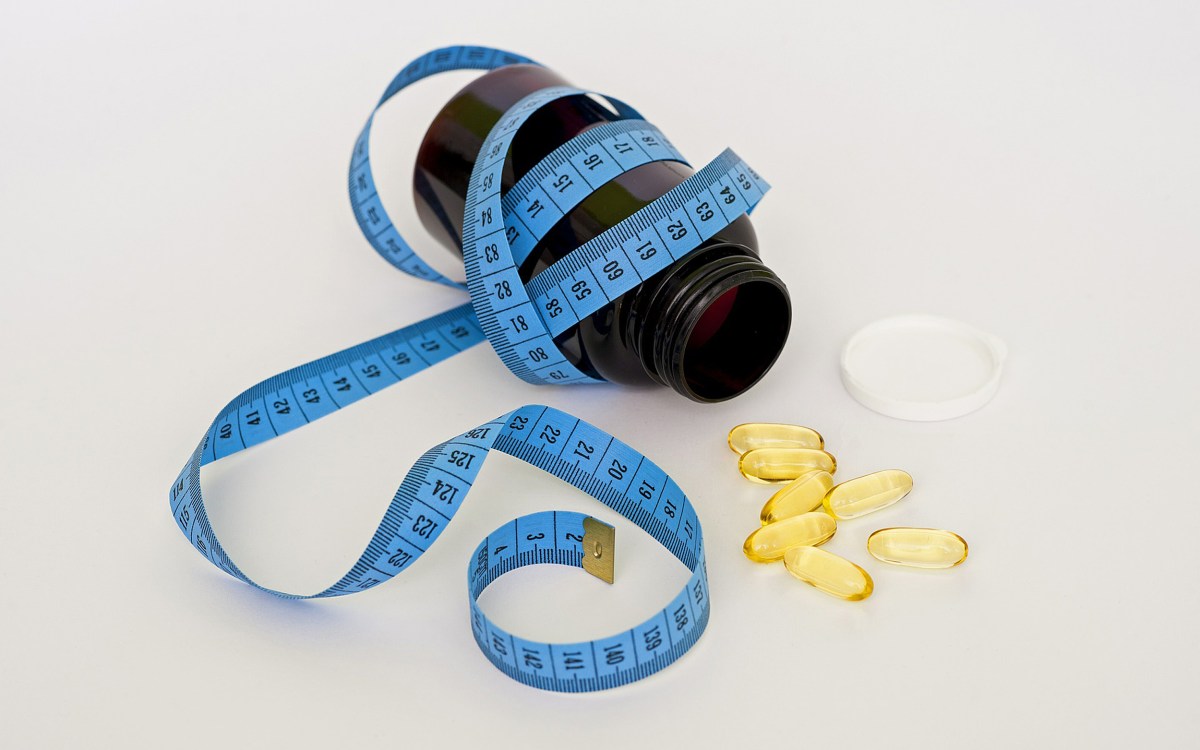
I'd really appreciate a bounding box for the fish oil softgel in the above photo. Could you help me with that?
[729,422,967,602]
[822,469,912,520]
[760,471,834,524]
[728,423,824,455]
[867,528,968,568]
[743,512,836,562]
[783,546,874,601]
[739,448,837,484]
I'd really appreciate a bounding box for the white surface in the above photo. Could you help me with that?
[840,314,1007,420]
[2,2,1198,748]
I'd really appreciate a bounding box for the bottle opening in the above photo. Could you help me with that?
[679,278,791,401]
[687,286,740,350]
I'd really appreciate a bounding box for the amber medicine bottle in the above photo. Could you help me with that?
[414,64,791,402]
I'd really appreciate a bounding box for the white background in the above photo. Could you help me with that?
[2,1,1198,747]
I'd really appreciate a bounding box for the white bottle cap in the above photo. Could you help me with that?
[839,314,1007,421]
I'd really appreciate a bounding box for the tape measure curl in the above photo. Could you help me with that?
[172,400,708,692]
[173,44,769,690]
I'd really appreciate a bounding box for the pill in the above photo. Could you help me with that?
[822,469,912,519]
[783,546,874,601]
[760,471,835,524]
[867,528,968,568]
[738,448,837,484]
[743,512,836,562]
[728,423,824,454]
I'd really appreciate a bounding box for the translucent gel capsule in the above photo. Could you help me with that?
[728,423,824,455]
[738,448,837,484]
[822,469,913,519]
[867,528,968,568]
[743,512,837,562]
[760,471,835,525]
[783,546,874,601]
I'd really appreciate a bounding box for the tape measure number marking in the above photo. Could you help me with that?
[470,510,708,692]
[499,119,688,267]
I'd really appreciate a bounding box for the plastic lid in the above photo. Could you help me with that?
[840,314,1007,421]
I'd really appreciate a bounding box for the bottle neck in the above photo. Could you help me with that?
[627,244,791,403]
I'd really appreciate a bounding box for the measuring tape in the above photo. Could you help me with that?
[171,45,769,691]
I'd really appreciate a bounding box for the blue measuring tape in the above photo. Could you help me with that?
[172,45,768,691]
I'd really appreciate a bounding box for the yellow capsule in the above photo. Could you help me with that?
[728,423,824,454]
[743,512,836,562]
[760,471,835,524]
[822,470,913,519]
[783,546,874,601]
[867,528,968,568]
[738,448,837,484]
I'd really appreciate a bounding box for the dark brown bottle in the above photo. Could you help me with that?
[414,64,790,402]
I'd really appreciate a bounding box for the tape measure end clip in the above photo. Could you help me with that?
[582,516,615,585]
